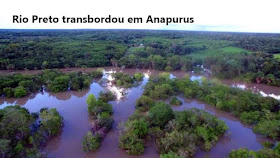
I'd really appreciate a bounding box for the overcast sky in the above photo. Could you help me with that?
[0,0,279,33]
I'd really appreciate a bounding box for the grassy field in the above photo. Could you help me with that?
[274,53,280,59]
[221,46,251,54]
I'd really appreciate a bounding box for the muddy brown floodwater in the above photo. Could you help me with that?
[0,67,279,158]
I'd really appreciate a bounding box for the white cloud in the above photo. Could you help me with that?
[0,0,279,33]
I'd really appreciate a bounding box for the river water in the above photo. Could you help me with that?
[0,67,279,158]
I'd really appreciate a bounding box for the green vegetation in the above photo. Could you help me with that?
[148,102,174,128]
[133,73,144,81]
[229,143,280,158]
[112,72,134,88]
[82,93,114,151]
[160,152,183,158]
[274,53,280,60]
[0,73,41,98]
[170,97,182,106]
[119,119,148,155]
[87,94,113,118]
[148,84,174,99]
[119,101,228,157]
[82,132,101,152]
[1,30,280,86]
[91,68,104,78]
[0,69,103,98]
[98,91,116,102]
[69,73,90,91]
[13,86,27,98]
[144,75,280,140]
[135,95,155,112]
[1,30,280,156]
[111,72,145,88]
[0,106,63,157]
[143,74,280,141]
[49,75,70,92]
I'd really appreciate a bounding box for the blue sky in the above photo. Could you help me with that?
[1,0,279,33]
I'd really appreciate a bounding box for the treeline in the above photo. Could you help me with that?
[1,30,280,86]
[0,106,63,157]
[0,69,103,98]
[142,73,280,140]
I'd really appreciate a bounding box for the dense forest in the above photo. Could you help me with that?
[0,106,63,157]
[1,30,280,86]
[1,30,280,157]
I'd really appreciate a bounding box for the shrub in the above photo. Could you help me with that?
[160,151,184,158]
[87,94,97,112]
[92,69,103,78]
[165,66,173,72]
[156,131,197,157]
[70,76,90,91]
[229,148,253,158]
[130,120,148,138]
[229,146,280,158]
[253,119,280,140]
[148,102,174,127]
[0,139,12,158]
[170,97,182,106]
[133,73,144,81]
[89,101,113,117]
[97,112,114,130]
[135,96,155,112]
[150,84,174,99]
[112,73,133,88]
[184,88,195,98]
[39,108,63,137]
[82,132,101,151]
[119,133,144,155]
[14,86,27,98]
[48,75,70,92]
[240,111,261,124]
[18,80,37,92]
[87,94,113,117]
[98,91,116,102]
[3,87,14,97]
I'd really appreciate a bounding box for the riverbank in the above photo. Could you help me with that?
[0,68,278,158]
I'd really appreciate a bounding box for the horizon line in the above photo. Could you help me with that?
[0,28,280,34]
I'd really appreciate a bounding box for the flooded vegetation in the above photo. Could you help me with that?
[1,68,280,157]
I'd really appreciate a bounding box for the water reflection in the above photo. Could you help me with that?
[229,82,280,100]
[0,68,279,158]
[187,74,280,100]
[48,91,72,101]
[172,97,269,158]
[259,91,280,100]
[190,76,202,82]
[101,70,126,101]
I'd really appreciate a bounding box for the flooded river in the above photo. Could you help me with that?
[0,67,279,158]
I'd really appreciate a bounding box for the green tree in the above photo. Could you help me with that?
[0,139,12,158]
[49,75,70,92]
[82,132,101,151]
[86,94,97,113]
[14,86,27,98]
[135,96,155,112]
[148,102,174,127]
